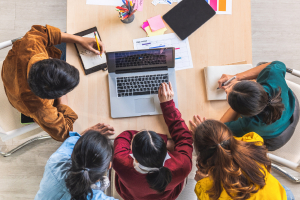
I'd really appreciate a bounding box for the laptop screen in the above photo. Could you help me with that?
[106,48,175,73]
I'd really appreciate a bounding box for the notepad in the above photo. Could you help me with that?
[147,15,165,32]
[204,64,253,101]
[74,27,107,75]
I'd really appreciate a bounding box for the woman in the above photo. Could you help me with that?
[190,116,294,200]
[113,82,193,200]
[217,61,298,150]
[35,123,117,200]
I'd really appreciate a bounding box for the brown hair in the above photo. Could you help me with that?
[194,120,271,200]
[228,81,285,125]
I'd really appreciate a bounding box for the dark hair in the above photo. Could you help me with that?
[65,131,113,200]
[28,58,79,99]
[194,120,271,200]
[228,80,285,125]
[132,130,172,193]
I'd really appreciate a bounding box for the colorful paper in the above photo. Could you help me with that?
[141,21,149,31]
[207,0,232,15]
[144,27,167,37]
[147,15,166,32]
[132,0,144,11]
[219,0,226,11]
[210,0,217,11]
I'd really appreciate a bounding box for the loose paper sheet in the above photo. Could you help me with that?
[133,33,193,71]
[86,0,144,11]
[76,32,107,70]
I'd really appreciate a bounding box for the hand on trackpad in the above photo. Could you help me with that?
[135,98,155,113]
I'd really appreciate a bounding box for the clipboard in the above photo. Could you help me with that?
[74,27,107,75]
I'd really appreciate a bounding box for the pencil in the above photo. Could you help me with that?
[94,31,102,58]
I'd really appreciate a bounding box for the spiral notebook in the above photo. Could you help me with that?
[204,63,253,101]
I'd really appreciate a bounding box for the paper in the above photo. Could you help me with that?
[207,0,232,14]
[147,15,165,32]
[86,0,123,6]
[133,33,193,71]
[145,27,167,37]
[152,0,181,6]
[141,21,149,30]
[132,0,144,11]
[76,32,107,70]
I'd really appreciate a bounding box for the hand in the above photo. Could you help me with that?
[78,37,105,55]
[82,123,115,136]
[194,165,208,182]
[166,139,175,152]
[158,82,174,103]
[54,95,68,106]
[189,115,206,134]
[218,74,238,90]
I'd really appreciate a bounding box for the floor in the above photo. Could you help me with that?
[0,0,299,199]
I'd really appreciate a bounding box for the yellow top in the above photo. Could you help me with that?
[194,132,287,200]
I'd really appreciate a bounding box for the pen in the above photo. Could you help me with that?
[217,76,236,89]
[126,9,137,19]
[94,31,102,58]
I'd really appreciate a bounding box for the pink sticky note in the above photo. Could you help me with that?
[147,15,165,32]
[210,0,218,11]
[132,0,144,11]
[141,21,149,31]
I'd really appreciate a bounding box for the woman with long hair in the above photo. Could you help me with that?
[190,117,294,200]
[113,82,193,200]
[35,123,117,200]
[216,61,298,150]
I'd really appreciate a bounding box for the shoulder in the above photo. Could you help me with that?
[257,61,286,85]
[234,132,264,145]
[194,177,213,199]
[90,189,118,200]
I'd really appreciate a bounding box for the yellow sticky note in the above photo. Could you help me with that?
[145,27,167,37]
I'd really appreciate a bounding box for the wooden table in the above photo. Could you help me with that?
[66,0,252,137]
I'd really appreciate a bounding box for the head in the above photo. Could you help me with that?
[131,130,172,193]
[194,120,271,200]
[65,131,113,200]
[28,58,79,99]
[226,80,284,125]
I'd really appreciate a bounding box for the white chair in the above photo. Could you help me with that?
[0,60,51,157]
[268,79,300,183]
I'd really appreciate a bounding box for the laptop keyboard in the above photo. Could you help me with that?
[116,74,169,97]
[115,53,167,68]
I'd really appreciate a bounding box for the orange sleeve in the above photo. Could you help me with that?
[33,104,78,142]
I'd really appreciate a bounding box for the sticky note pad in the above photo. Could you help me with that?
[147,15,166,32]
[141,21,149,31]
[145,27,167,37]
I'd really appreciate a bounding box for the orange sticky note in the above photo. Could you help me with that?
[219,0,226,11]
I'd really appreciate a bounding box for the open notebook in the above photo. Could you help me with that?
[204,63,253,101]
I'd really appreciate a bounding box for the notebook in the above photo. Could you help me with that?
[204,63,253,101]
[163,0,216,40]
[74,27,107,75]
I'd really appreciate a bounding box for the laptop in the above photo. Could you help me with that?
[106,48,178,118]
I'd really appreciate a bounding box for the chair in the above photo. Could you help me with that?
[0,60,51,157]
[268,79,300,183]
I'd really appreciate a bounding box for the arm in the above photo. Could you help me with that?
[218,62,272,89]
[220,107,239,123]
[114,131,138,157]
[159,83,193,164]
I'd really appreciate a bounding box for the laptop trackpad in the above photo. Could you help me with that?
[135,98,155,113]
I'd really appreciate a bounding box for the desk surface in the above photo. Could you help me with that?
[66,0,252,137]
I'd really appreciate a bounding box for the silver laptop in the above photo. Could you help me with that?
[106,48,178,118]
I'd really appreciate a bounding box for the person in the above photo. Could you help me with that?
[217,61,299,150]
[1,25,106,141]
[113,82,193,200]
[35,123,117,200]
[190,116,295,200]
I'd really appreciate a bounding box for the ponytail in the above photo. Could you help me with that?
[260,87,285,125]
[228,81,284,124]
[65,131,113,200]
[65,170,92,200]
[146,167,172,193]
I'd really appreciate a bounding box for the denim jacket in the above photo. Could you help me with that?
[35,132,117,200]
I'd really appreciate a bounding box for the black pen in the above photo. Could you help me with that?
[217,76,236,89]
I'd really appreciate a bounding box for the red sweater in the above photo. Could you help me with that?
[113,100,193,200]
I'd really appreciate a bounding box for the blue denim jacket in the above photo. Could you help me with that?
[35,132,118,200]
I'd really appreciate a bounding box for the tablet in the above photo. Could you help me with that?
[74,27,107,75]
[163,0,216,40]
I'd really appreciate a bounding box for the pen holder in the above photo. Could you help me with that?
[120,5,135,24]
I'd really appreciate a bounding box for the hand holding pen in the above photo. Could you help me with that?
[217,75,237,89]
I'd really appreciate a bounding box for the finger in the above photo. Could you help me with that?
[194,115,201,124]
[100,126,109,133]
[89,46,100,55]
[107,125,115,131]
[197,115,203,123]
[99,42,106,54]
[104,130,115,135]
[169,81,173,91]
[162,83,167,96]
[189,120,197,129]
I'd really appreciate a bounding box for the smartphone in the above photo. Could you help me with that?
[21,113,34,124]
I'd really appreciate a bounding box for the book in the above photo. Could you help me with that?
[204,63,253,100]
[74,27,107,75]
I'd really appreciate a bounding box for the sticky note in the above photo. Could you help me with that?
[219,0,226,11]
[147,15,166,32]
[210,0,217,11]
[145,27,167,37]
[141,21,149,31]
